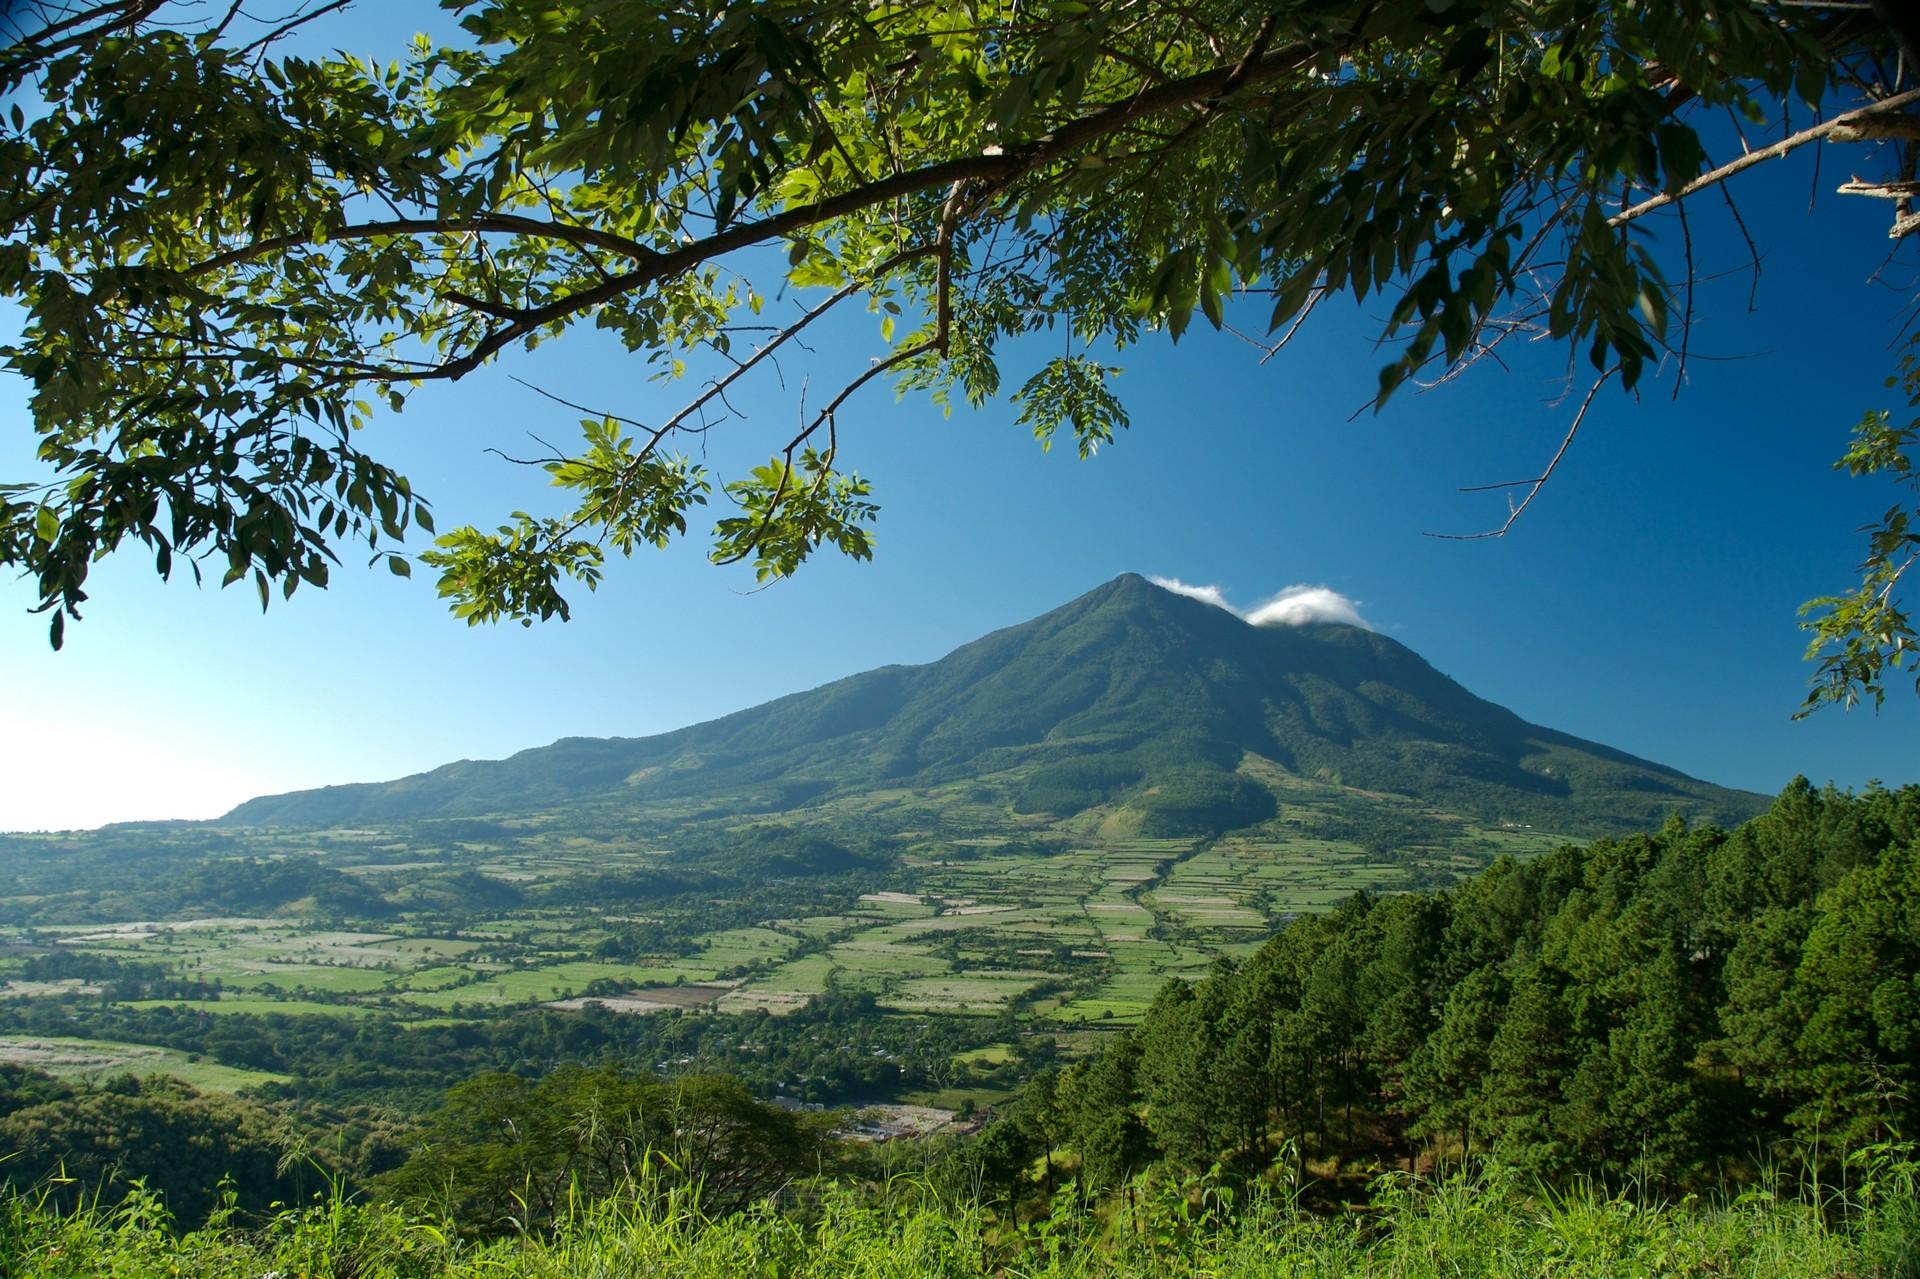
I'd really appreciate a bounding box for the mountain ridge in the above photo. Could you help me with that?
[223,574,1764,834]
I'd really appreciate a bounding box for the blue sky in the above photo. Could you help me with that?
[3,11,1918,830]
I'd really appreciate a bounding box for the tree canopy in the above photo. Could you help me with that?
[973,780,1920,1197]
[2,1,1917,703]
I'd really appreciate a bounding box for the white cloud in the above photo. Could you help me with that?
[1147,576,1235,612]
[1244,585,1372,629]
[1148,576,1372,630]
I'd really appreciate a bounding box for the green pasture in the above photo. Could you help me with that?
[880,971,1050,1014]
[1055,969,1197,1022]
[118,997,371,1018]
[390,964,475,992]
[721,953,843,1012]
[772,914,868,938]
[399,960,719,1009]
[0,1034,286,1091]
[686,927,800,972]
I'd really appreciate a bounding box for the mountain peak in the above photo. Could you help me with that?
[224,577,1765,835]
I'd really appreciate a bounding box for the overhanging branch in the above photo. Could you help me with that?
[235,32,1347,390]
[1612,85,1920,228]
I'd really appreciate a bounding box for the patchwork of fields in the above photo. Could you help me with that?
[2,811,1561,1035]
[0,761,1582,1116]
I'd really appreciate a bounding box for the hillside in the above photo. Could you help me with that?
[223,574,1762,835]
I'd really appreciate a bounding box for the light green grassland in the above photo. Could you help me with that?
[0,1034,286,1091]
[398,961,721,1009]
[952,1043,1015,1066]
[881,971,1054,1015]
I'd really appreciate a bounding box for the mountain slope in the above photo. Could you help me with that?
[223,574,1763,833]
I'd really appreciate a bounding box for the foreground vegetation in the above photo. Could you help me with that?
[5,1157,1917,1279]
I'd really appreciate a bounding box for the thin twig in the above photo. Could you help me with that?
[235,0,351,57]
[1720,184,1764,312]
[508,377,654,436]
[1673,196,1694,398]
[648,244,937,455]
[1429,366,1615,540]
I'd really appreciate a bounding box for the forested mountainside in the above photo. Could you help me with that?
[972,778,1920,1203]
[226,575,1761,835]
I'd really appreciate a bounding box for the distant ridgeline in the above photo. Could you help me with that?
[962,778,1920,1201]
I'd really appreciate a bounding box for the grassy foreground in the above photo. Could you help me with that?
[3,1161,1917,1279]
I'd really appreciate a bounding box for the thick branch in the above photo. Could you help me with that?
[1836,177,1920,197]
[1612,86,1920,227]
[191,214,660,276]
[0,0,164,83]
[335,33,1344,386]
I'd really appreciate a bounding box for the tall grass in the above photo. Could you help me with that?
[1,1156,1914,1279]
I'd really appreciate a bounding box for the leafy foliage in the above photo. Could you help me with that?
[3,0,1908,657]
[0,1072,306,1224]
[1801,333,1920,714]
[376,1065,822,1232]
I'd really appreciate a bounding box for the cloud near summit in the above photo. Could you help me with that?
[1148,577,1373,630]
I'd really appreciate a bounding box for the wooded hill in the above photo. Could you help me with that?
[970,779,1920,1203]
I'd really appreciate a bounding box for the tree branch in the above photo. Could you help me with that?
[191,215,661,276]
[0,0,164,83]
[646,243,938,456]
[1428,367,1614,540]
[240,33,1345,391]
[234,0,354,58]
[1612,86,1920,227]
[708,336,941,571]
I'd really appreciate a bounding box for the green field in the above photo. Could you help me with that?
[0,1034,286,1091]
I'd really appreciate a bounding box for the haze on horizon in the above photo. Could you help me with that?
[0,575,1377,832]
[2,561,1911,833]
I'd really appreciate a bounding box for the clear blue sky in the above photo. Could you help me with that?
[3,8,1918,830]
